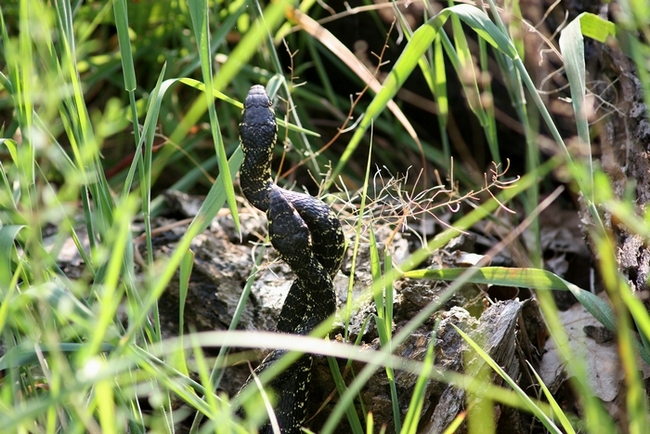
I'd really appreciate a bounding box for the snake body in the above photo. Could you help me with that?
[238,85,345,433]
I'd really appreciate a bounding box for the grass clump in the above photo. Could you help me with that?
[1,0,650,433]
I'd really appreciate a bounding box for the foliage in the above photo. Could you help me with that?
[1,0,649,433]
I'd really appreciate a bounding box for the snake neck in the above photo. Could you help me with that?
[239,84,277,212]
[240,154,272,212]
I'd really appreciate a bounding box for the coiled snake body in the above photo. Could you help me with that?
[238,85,345,433]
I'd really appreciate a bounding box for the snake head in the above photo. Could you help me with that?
[240,85,277,153]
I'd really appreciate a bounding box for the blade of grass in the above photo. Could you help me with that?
[400,331,436,434]
[189,0,240,234]
[177,77,320,137]
[403,266,617,333]
[448,3,489,128]
[593,232,649,434]
[370,235,400,433]
[453,325,563,434]
[559,13,592,197]
[478,36,500,164]
[344,135,374,341]
[526,361,577,434]
[0,224,25,289]
[327,356,364,434]
[433,34,451,165]
[175,249,194,377]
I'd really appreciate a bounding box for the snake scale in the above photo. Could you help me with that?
[237,85,346,433]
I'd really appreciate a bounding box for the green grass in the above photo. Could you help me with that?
[1,0,649,433]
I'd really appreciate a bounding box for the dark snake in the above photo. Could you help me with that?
[237,85,346,433]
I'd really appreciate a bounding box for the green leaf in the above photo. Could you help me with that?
[401,338,436,433]
[559,13,615,198]
[579,12,616,43]
[177,78,319,137]
[112,0,137,92]
[0,342,114,370]
[0,224,25,288]
[526,361,576,434]
[404,266,616,331]
[559,15,589,151]
[327,356,364,434]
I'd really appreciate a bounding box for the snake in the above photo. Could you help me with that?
[237,85,346,433]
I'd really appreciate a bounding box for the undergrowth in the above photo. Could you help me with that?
[0,0,649,433]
